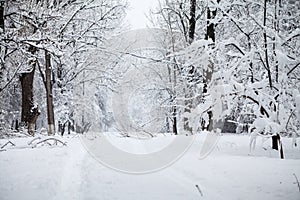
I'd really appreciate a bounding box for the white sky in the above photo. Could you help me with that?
[125,0,158,29]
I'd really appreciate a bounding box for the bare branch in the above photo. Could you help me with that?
[287,63,300,76]
[1,141,16,149]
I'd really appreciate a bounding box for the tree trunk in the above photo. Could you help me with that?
[263,0,272,88]
[0,3,4,31]
[188,0,196,44]
[203,0,220,131]
[20,46,39,136]
[183,0,197,133]
[205,6,217,41]
[173,106,178,135]
[205,0,221,41]
[20,67,39,135]
[45,50,55,135]
[274,0,279,83]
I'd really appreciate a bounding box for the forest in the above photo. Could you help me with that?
[0,0,299,138]
[0,0,299,199]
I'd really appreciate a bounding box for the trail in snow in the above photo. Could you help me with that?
[0,133,300,200]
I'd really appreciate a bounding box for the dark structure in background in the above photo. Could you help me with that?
[0,0,4,31]
[272,134,284,159]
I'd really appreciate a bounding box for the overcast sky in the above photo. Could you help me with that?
[125,0,158,29]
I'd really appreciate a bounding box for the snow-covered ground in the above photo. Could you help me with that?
[0,133,300,200]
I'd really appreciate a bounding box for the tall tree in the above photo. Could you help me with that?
[263,0,272,89]
[45,50,55,135]
[1,0,127,135]
[203,0,220,131]
[20,46,39,135]
[183,0,197,133]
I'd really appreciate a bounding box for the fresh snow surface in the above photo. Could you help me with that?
[0,133,300,200]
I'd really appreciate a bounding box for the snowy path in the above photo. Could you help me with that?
[0,134,300,200]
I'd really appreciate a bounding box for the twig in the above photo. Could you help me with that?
[34,138,67,147]
[287,62,300,76]
[195,184,203,197]
[285,109,295,131]
[18,131,34,137]
[0,62,23,94]
[293,173,300,192]
[1,141,16,149]
[71,134,80,138]
[28,137,42,145]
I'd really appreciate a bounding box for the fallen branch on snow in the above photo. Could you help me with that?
[32,138,67,147]
[293,173,300,192]
[195,184,203,197]
[27,137,42,146]
[1,141,15,149]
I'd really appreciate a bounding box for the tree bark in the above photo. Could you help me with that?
[0,3,4,31]
[20,69,37,135]
[173,106,178,134]
[45,50,55,135]
[20,46,39,136]
[188,0,196,44]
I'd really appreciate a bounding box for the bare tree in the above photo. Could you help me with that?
[1,0,127,135]
[45,50,55,135]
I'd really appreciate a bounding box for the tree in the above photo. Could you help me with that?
[151,0,204,134]
[0,0,127,135]
[152,0,221,133]
[183,0,196,133]
[202,0,221,131]
[151,0,299,138]
[45,50,55,135]
[20,46,39,135]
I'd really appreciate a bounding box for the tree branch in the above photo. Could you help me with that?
[225,43,245,55]
[37,60,47,89]
[287,63,300,76]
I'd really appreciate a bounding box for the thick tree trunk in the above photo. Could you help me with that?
[20,69,34,124]
[20,46,39,136]
[20,67,39,135]
[45,50,55,135]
